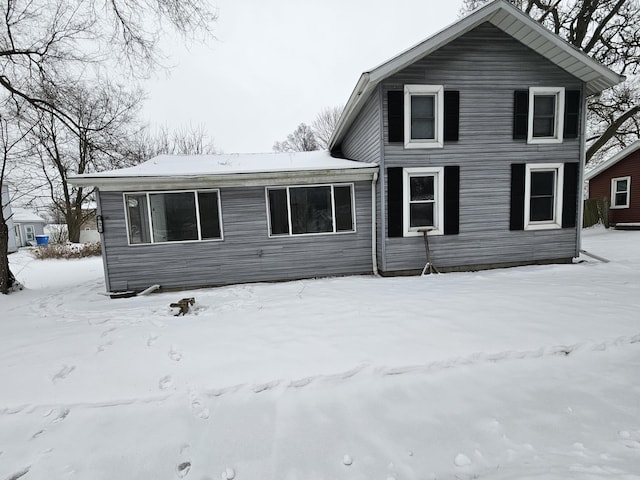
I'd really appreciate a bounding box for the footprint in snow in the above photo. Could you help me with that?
[159,375,173,390]
[52,408,70,423]
[51,365,75,383]
[454,453,471,467]
[175,461,191,478]
[168,347,183,362]
[221,467,235,479]
[190,399,210,420]
[147,335,159,347]
[97,340,114,353]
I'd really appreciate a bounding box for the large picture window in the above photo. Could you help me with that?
[125,190,223,245]
[527,87,565,144]
[402,167,445,236]
[611,176,631,208]
[404,85,444,149]
[524,164,564,230]
[266,184,355,236]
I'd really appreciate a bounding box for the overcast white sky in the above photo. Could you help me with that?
[142,0,462,153]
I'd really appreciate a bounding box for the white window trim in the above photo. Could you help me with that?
[25,225,35,242]
[265,183,356,238]
[611,176,631,209]
[402,167,445,236]
[404,85,444,149]
[123,189,224,246]
[524,163,564,231]
[527,87,565,144]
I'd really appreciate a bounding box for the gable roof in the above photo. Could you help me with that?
[11,207,46,223]
[584,140,640,181]
[329,0,624,151]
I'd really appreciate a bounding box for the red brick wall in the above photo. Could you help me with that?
[589,149,640,224]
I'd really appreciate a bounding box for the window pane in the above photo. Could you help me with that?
[529,171,556,222]
[412,96,434,117]
[334,186,354,232]
[410,176,435,201]
[149,192,198,242]
[290,186,333,234]
[126,193,151,244]
[268,189,290,235]
[198,191,221,239]
[530,197,554,221]
[532,95,556,137]
[410,203,434,228]
[531,171,555,196]
[534,95,555,115]
[615,179,628,192]
[615,192,627,206]
[411,96,435,140]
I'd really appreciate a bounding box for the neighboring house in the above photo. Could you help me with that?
[80,201,100,243]
[1,185,18,253]
[12,208,46,247]
[70,0,622,293]
[585,141,640,227]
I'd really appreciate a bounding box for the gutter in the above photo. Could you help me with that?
[69,167,378,191]
[371,171,379,276]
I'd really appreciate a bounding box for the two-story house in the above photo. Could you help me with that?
[71,0,623,293]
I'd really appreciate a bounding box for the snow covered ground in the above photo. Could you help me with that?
[1,227,639,480]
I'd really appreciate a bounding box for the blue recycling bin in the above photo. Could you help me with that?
[35,235,49,246]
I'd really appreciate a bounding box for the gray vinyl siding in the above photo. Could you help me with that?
[341,90,382,164]
[380,23,582,272]
[98,183,373,291]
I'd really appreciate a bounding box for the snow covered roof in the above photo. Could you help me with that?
[11,207,46,223]
[584,141,640,181]
[329,0,624,150]
[70,151,377,190]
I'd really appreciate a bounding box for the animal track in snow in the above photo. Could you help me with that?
[51,365,75,383]
[97,340,114,353]
[190,399,210,420]
[147,335,159,347]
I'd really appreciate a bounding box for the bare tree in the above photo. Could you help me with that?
[460,0,640,164]
[132,124,219,162]
[312,105,343,149]
[0,0,217,125]
[273,123,319,152]
[27,80,144,243]
[0,100,33,293]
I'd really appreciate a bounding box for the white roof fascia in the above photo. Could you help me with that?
[584,140,640,181]
[329,0,624,150]
[70,167,379,192]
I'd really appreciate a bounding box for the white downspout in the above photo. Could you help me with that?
[371,171,379,276]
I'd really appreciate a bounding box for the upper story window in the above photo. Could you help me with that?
[404,85,444,149]
[528,87,565,144]
[611,176,631,208]
[125,190,223,245]
[524,163,564,230]
[266,184,355,237]
[403,167,445,236]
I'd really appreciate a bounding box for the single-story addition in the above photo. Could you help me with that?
[71,0,623,294]
[70,152,378,292]
[585,141,640,228]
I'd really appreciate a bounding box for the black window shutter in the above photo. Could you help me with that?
[510,164,526,230]
[562,162,579,228]
[387,91,404,143]
[443,166,460,235]
[513,90,529,140]
[564,90,581,139]
[444,91,460,142]
[387,168,404,237]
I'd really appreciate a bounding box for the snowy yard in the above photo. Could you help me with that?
[1,227,639,480]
